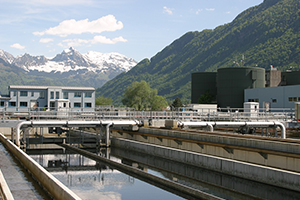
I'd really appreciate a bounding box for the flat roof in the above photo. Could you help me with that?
[9,85,95,91]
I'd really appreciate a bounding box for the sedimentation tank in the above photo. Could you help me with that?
[191,72,217,103]
[217,67,265,108]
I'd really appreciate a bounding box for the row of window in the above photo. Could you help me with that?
[248,98,277,103]
[14,91,92,99]
[248,97,300,104]
[288,97,300,102]
[1,102,92,108]
[14,91,45,98]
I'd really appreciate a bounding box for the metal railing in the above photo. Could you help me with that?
[0,107,295,122]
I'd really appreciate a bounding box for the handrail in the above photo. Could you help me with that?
[1,109,295,122]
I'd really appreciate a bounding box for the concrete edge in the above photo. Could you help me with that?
[112,137,300,192]
[0,169,14,200]
[0,133,81,200]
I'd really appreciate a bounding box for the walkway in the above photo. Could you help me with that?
[0,142,51,200]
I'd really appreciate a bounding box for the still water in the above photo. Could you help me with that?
[29,148,184,200]
[28,145,300,200]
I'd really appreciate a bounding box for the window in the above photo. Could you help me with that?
[0,101,4,107]
[31,91,34,97]
[272,99,277,103]
[50,102,55,110]
[50,91,54,99]
[248,99,258,102]
[85,92,92,98]
[13,91,16,96]
[289,97,297,102]
[20,102,28,107]
[85,103,92,108]
[56,91,59,99]
[20,91,28,96]
[9,102,16,107]
[63,92,68,99]
[74,103,81,108]
[74,92,81,97]
[40,91,45,99]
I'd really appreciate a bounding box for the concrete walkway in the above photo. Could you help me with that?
[0,142,51,200]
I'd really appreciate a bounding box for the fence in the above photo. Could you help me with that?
[0,107,295,122]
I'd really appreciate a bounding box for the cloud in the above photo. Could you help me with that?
[163,6,173,15]
[58,35,127,47]
[196,9,203,15]
[33,15,123,37]
[58,39,89,47]
[10,43,25,50]
[205,8,215,11]
[91,35,127,44]
[39,38,54,43]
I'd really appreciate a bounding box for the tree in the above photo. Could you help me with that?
[122,80,167,110]
[151,95,168,111]
[198,91,214,104]
[95,96,112,106]
[172,97,183,109]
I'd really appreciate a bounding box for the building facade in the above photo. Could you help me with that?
[245,84,300,110]
[0,85,95,112]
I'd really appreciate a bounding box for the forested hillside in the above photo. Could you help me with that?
[97,0,300,105]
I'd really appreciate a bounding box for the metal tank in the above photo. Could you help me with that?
[282,71,300,85]
[217,67,265,109]
[191,72,217,104]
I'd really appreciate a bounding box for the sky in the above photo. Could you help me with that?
[0,0,263,62]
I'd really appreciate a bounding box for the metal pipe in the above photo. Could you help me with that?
[179,121,286,139]
[15,120,140,147]
[106,122,113,147]
[178,121,214,132]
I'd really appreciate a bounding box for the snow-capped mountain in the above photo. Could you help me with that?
[1,47,137,74]
[0,49,15,64]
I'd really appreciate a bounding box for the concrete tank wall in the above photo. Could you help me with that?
[217,67,265,108]
[0,133,81,200]
[112,137,300,192]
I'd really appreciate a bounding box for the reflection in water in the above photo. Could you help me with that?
[29,147,184,200]
[28,145,300,200]
[111,147,300,200]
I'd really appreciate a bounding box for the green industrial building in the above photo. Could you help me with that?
[192,67,266,108]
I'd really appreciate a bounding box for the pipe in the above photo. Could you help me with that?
[178,121,214,132]
[213,121,286,139]
[15,120,140,147]
[106,122,113,147]
[179,121,286,139]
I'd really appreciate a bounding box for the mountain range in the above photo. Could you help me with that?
[0,47,137,94]
[97,0,300,105]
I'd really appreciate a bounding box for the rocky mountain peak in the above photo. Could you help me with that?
[0,49,14,64]
[0,47,137,74]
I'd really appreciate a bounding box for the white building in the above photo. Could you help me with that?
[0,85,95,112]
